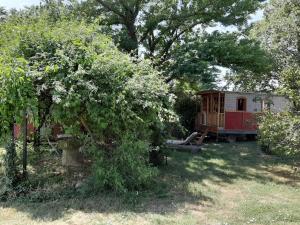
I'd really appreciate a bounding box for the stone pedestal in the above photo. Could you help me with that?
[57,135,83,167]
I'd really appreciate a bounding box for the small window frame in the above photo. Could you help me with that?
[236,97,247,111]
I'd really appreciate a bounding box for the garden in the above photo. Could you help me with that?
[0,0,300,224]
[0,142,300,224]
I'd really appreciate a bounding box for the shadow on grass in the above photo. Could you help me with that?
[1,141,299,222]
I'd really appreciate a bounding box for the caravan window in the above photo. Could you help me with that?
[237,97,247,111]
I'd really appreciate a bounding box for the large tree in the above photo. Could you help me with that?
[7,0,271,88]
[167,31,273,85]
[92,0,262,55]
[250,0,300,156]
[77,0,268,85]
[249,0,300,109]
[253,0,299,68]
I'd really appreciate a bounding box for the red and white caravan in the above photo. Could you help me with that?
[195,90,290,137]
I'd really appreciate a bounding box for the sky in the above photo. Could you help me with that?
[0,0,41,9]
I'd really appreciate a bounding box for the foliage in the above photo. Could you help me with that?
[279,66,300,111]
[4,0,268,87]
[169,31,273,86]
[91,134,158,192]
[78,0,266,85]
[248,0,300,156]
[173,92,199,134]
[0,15,35,181]
[0,14,173,192]
[4,139,17,183]
[44,23,173,142]
[0,139,17,196]
[174,98,197,134]
[258,112,300,156]
[252,0,299,69]
[0,6,6,22]
[242,0,300,94]
[91,0,263,55]
[0,57,33,139]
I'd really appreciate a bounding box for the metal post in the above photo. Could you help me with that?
[217,93,221,141]
[217,93,221,128]
[22,110,28,178]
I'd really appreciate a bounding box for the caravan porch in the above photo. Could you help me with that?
[195,91,258,135]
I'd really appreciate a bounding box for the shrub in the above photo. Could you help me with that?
[0,17,174,193]
[4,139,17,183]
[258,112,300,156]
[91,134,158,192]
[173,93,199,137]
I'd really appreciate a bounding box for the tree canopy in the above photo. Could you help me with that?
[0,0,272,89]
[248,0,300,108]
[167,31,273,85]
[91,0,262,55]
[74,0,269,86]
[250,0,300,156]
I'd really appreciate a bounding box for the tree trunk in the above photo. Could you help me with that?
[33,93,53,152]
[125,20,139,56]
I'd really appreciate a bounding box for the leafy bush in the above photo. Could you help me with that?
[0,16,174,193]
[174,94,199,134]
[3,140,17,182]
[258,112,300,156]
[91,134,158,192]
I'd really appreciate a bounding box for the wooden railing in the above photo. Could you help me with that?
[219,113,225,128]
[195,112,225,130]
[207,112,225,128]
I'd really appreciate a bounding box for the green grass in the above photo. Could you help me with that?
[1,142,300,225]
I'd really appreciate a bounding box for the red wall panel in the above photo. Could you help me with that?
[225,112,257,131]
[14,123,35,139]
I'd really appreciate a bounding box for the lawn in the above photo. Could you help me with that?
[0,142,300,225]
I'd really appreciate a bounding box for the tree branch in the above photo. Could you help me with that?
[96,0,125,19]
